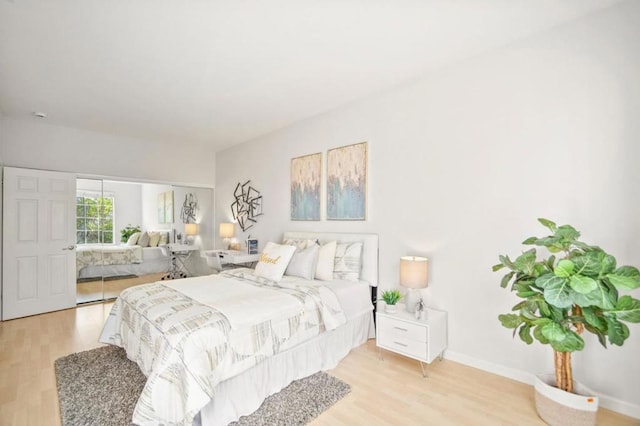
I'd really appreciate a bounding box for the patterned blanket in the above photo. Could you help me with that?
[76,245,143,275]
[99,269,346,426]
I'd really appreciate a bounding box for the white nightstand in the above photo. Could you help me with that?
[376,303,447,377]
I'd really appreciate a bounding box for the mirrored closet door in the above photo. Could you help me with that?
[75,178,214,304]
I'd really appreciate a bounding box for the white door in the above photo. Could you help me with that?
[2,167,77,320]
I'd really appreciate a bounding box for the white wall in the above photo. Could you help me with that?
[216,1,640,417]
[0,116,216,185]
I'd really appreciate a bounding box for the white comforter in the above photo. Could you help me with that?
[99,268,347,426]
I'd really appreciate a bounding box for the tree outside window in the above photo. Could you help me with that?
[76,194,114,244]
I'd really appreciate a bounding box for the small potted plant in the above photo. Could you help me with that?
[379,289,402,313]
[493,218,640,425]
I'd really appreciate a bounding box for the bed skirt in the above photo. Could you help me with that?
[195,310,375,426]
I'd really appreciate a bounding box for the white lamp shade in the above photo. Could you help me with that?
[185,223,198,236]
[219,222,235,238]
[400,256,428,289]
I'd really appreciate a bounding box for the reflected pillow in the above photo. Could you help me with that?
[126,232,141,246]
[159,232,169,245]
[137,232,150,247]
[282,239,316,251]
[333,241,363,282]
[254,242,296,282]
[148,232,161,247]
[285,244,320,280]
[315,240,337,281]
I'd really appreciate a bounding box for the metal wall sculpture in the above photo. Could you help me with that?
[231,181,263,231]
[180,193,199,224]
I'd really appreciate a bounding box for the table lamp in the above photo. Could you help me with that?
[219,222,235,249]
[400,256,428,313]
[185,223,198,245]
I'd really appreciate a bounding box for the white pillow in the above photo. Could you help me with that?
[254,242,297,282]
[333,241,363,282]
[315,240,337,281]
[137,232,150,248]
[285,244,320,280]
[148,232,161,247]
[126,232,140,246]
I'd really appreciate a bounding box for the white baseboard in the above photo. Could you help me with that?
[443,350,640,420]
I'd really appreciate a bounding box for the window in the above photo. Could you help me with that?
[76,193,114,244]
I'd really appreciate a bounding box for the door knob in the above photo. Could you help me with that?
[62,245,76,251]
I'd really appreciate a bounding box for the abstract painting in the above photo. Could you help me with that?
[164,190,174,224]
[291,152,321,220]
[157,190,175,224]
[327,142,367,220]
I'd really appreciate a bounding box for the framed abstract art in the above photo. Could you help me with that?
[291,152,321,220]
[327,142,367,220]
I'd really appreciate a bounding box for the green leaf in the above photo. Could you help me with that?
[554,259,575,278]
[499,314,523,329]
[518,324,534,344]
[581,307,607,331]
[605,316,630,346]
[536,273,563,289]
[499,255,515,270]
[569,274,598,294]
[511,300,528,312]
[572,280,616,309]
[533,325,550,344]
[500,271,515,288]
[606,266,640,290]
[541,322,566,342]
[514,249,537,275]
[572,251,616,278]
[538,218,557,231]
[536,274,572,308]
[550,330,584,352]
[492,263,505,272]
[555,224,580,241]
[537,299,552,317]
[606,296,640,323]
[522,236,537,245]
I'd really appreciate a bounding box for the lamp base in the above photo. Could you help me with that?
[405,289,422,313]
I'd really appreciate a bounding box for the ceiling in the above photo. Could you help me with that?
[0,0,623,151]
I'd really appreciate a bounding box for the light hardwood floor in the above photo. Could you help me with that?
[76,272,167,304]
[0,303,637,426]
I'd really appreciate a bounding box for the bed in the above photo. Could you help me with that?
[76,244,170,280]
[99,231,378,426]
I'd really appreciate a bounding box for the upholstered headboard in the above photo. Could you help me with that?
[282,231,379,287]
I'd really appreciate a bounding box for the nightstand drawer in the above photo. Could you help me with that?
[378,316,427,342]
[378,333,427,360]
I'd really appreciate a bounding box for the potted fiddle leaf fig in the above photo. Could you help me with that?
[493,218,640,425]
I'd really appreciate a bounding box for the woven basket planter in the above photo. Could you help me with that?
[534,373,598,426]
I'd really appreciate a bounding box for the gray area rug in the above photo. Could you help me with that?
[55,345,350,426]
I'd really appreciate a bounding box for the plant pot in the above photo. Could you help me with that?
[534,373,598,426]
[384,304,397,314]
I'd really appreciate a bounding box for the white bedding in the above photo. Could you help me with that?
[99,231,379,425]
[77,246,169,278]
[100,269,349,425]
